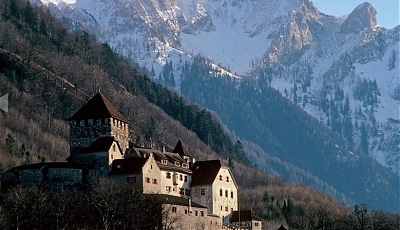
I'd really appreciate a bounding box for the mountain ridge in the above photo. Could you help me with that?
[30,0,399,211]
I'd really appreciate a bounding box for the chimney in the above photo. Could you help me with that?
[162,145,166,154]
[188,197,192,214]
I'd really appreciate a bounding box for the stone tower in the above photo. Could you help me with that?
[68,93,129,154]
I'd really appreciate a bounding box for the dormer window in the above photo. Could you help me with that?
[161,159,168,165]
[175,161,180,167]
[182,163,187,168]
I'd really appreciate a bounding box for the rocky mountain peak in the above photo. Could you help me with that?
[339,2,377,34]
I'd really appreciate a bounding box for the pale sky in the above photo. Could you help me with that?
[312,0,400,29]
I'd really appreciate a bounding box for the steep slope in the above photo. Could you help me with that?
[32,0,399,175]
[31,0,399,211]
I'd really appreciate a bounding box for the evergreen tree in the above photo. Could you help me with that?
[360,122,369,154]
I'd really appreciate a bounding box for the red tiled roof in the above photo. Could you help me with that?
[133,147,191,173]
[83,137,120,153]
[109,158,148,175]
[191,160,226,186]
[68,93,128,122]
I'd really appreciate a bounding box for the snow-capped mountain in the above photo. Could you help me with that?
[32,0,399,178]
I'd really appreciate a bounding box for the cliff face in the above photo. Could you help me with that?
[340,2,377,34]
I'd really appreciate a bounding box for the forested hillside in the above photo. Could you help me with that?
[0,1,398,229]
[180,57,399,212]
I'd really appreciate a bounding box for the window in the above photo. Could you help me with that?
[152,179,157,184]
[195,210,198,216]
[226,176,230,182]
[150,165,152,169]
[225,207,228,211]
[175,161,180,166]
[200,211,204,217]
[166,172,171,179]
[184,175,187,182]
[220,206,223,211]
[231,191,234,198]
[162,159,168,165]
[182,163,187,168]
[185,210,188,214]
[179,188,184,195]
[145,177,150,183]
[255,222,259,226]
[219,175,223,181]
[225,190,228,197]
[166,186,171,192]
[126,176,136,184]
[201,189,206,195]
[172,206,177,213]
[220,189,223,196]
[113,144,116,152]
[179,174,183,181]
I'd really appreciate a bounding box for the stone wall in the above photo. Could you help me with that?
[110,118,129,152]
[69,117,129,153]
[165,203,223,230]
[1,163,90,191]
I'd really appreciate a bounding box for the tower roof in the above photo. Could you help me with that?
[68,93,128,122]
[172,139,191,156]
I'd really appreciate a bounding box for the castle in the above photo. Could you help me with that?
[1,93,262,229]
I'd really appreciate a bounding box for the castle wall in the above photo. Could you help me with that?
[191,185,214,215]
[110,118,129,153]
[164,203,223,230]
[69,118,112,151]
[1,165,89,191]
[69,118,129,153]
